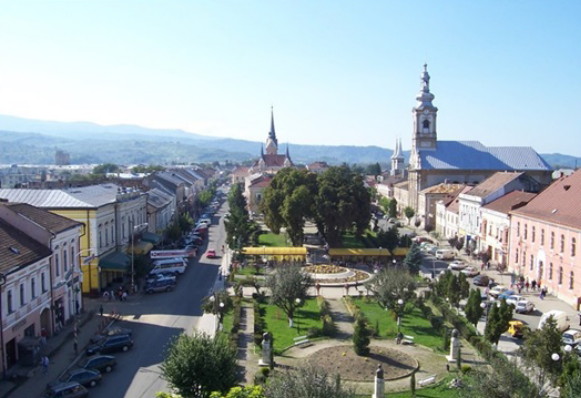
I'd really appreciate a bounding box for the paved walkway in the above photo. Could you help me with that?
[326,298,354,338]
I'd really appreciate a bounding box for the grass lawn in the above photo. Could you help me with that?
[262,299,322,354]
[341,232,368,248]
[234,264,264,276]
[352,297,443,350]
[258,232,288,247]
[385,379,461,397]
[221,308,234,334]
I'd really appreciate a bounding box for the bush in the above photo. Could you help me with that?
[308,327,323,338]
[461,364,472,374]
[254,302,266,346]
[353,315,371,356]
[429,315,444,331]
[321,315,335,337]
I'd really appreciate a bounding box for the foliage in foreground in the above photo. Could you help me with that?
[265,364,354,398]
[161,332,237,398]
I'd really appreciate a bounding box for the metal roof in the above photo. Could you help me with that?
[418,141,552,171]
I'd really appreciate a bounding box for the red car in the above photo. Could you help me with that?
[206,249,217,259]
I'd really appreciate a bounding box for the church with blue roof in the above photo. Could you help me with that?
[404,65,553,212]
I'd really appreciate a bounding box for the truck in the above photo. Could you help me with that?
[150,247,197,260]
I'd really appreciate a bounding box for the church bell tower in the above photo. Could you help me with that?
[411,64,438,154]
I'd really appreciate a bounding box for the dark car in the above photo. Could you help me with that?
[90,325,133,344]
[145,278,176,294]
[472,274,491,286]
[44,381,88,398]
[79,355,117,373]
[86,334,133,356]
[52,368,102,388]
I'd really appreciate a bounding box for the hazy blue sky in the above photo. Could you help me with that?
[1,1,580,155]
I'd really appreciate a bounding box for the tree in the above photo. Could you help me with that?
[93,163,120,174]
[314,165,371,247]
[365,162,382,176]
[458,355,543,398]
[264,364,354,398]
[376,226,399,255]
[265,265,312,327]
[378,197,390,213]
[366,267,416,311]
[561,372,581,398]
[388,198,398,219]
[132,164,165,173]
[353,315,371,356]
[403,243,422,275]
[403,206,415,225]
[464,288,484,326]
[224,184,260,253]
[209,386,265,398]
[161,332,237,398]
[484,299,513,345]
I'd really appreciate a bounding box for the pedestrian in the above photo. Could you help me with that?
[41,355,49,375]
[525,281,530,292]
[103,291,109,301]
[538,280,542,291]
[487,261,491,270]
[539,290,545,300]
[517,284,522,294]
[99,304,104,317]
[73,337,78,355]
[531,280,537,290]
[122,291,128,301]
[110,290,115,301]
[40,328,48,346]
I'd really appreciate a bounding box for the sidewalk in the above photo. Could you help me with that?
[0,297,126,398]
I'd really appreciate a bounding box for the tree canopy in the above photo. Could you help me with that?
[366,267,416,311]
[264,364,354,398]
[265,265,312,326]
[484,299,513,346]
[161,332,237,398]
[93,163,120,174]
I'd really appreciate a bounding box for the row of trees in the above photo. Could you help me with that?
[224,183,260,257]
[261,166,371,247]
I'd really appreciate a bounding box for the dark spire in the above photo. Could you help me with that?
[269,106,278,147]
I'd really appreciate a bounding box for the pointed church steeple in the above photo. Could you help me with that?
[411,64,438,155]
[265,106,279,155]
[391,138,404,176]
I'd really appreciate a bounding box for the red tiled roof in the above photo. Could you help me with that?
[482,191,537,215]
[511,169,581,229]
[4,203,82,233]
[446,186,473,214]
[250,175,273,188]
[464,172,523,198]
[0,219,52,273]
[261,154,291,167]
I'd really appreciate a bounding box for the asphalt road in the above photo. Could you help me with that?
[87,194,229,398]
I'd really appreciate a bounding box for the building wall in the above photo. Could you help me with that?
[479,208,509,266]
[508,214,581,308]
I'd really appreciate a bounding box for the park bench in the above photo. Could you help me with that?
[402,335,415,345]
[418,375,437,387]
[293,335,311,348]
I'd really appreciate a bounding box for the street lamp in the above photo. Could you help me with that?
[397,298,404,334]
[295,298,302,332]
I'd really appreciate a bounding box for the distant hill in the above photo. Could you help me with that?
[0,114,579,168]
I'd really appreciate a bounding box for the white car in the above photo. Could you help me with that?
[505,294,523,307]
[515,299,535,314]
[461,266,479,277]
[447,261,467,271]
[562,329,581,346]
[488,285,509,298]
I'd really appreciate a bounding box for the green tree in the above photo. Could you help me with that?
[376,226,399,255]
[161,332,237,398]
[260,169,317,246]
[378,197,390,213]
[403,206,415,224]
[265,265,312,327]
[366,162,382,176]
[314,165,371,247]
[132,164,165,173]
[353,315,371,356]
[388,198,398,219]
[224,184,259,253]
[209,386,265,398]
[484,299,513,346]
[561,372,581,398]
[93,163,120,174]
[403,243,422,275]
[464,288,484,326]
[366,267,416,311]
[264,364,354,398]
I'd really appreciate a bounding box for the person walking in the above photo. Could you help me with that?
[41,355,49,375]
[99,304,104,317]
[531,280,537,290]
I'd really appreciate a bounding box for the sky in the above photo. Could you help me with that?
[0,1,580,156]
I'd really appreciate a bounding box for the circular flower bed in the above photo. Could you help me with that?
[303,264,346,274]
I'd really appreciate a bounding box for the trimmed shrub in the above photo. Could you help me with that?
[321,315,336,337]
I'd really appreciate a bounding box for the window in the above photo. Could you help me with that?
[572,238,576,257]
[516,222,520,237]
[63,249,68,272]
[31,278,36,299]
[515,249,519,263]
[524,224,528,240]
[20,284,25,306]
[570,272,575,290]
[559,267,563,284]
[560,234,565,253]
[55,253,60,277]
[105,223,109,246]
[551,232,555,249]
[70,246,75,269]
[532,227,535,243]
[529,254,534,271]
[541,229,545,246]
[41,272,47,293]
[549,263,553,280]
[7,290,13,313]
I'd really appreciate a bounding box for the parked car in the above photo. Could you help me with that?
[145,278,176,294]
[488,285,509,298]
[472,274,492,286]
[461,266,479,277]
[86,334,134,356]
[78,355,117,373]
[206,249,217,258]
[44,381,88,398]
[562,329,581,346]
[515,299,535,314]
[539,310,571,332]
[146,272,177,284]
[505,294,523,307]
[52,368,102,388]
[507,320,529,338]
[498,290,516,301]
[447,261,467,271]
[90,325,133,344]
[436,249,455,260]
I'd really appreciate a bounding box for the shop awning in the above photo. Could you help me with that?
[329,248,391,256]
[99,251,130,271]
[392,247,409,256]
[242,247,308,255]
[129,241,154,255]
[142,231,162,244]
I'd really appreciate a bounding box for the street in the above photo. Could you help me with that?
[87,198,228,398]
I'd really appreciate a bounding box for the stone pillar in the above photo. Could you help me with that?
[372,364,384,398]
[446,328,460,362]
[258,332,272,367]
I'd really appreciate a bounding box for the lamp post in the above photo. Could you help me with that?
[295,298,302,333]
[396,298,404,334]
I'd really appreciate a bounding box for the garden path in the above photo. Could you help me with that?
[327,297,355,338]
[236,303,259,384]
